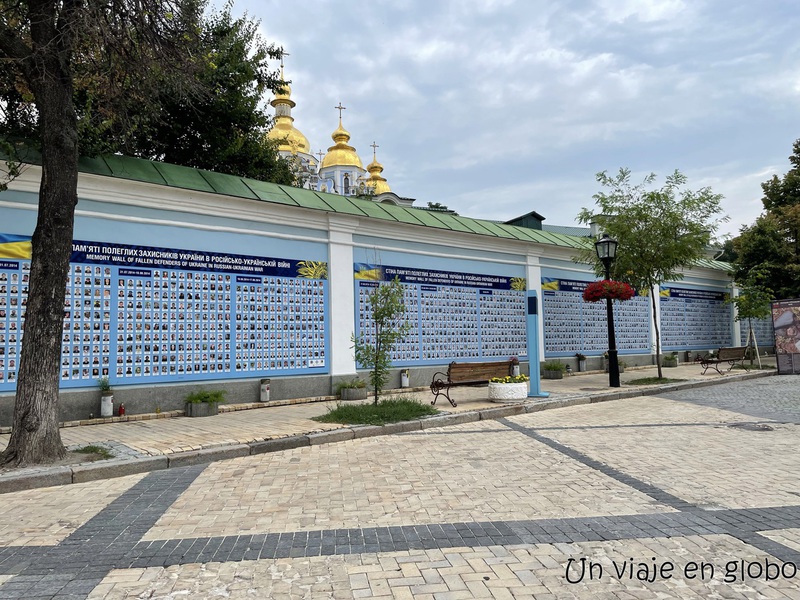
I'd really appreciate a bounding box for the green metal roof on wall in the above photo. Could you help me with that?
[199,171,259,200]
[153,162,216,193]
[1,151,672,254]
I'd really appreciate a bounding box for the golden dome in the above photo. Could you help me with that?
[320,118,364,170]
[365,143,391,194]
[267,117,311,155]
[266,65,310,155]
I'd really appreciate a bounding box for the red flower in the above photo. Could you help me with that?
[582,280,635,303]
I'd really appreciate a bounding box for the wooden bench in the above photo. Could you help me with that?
[697,346,748,375]
[430,360,514,407]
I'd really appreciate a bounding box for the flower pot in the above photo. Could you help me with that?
[100,393,114,418]
[578,360,587,372]
[511,365,520,377]
[488,381,528,402]
[185,402,219,417]
[340,387,367,401]
[663,359,678,368]
[542,370,563,380]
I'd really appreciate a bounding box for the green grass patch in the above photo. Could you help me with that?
[731,364,775,370]
[626,377,688,385]
[74,444,114,460]
[313,396,439,426]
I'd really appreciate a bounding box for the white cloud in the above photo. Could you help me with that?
[595,0,688,24]
[230,0,800,238]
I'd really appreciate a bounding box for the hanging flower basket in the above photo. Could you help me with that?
[582,280,635,303]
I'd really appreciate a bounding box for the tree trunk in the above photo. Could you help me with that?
[650,289,663,379]
[0,19,78,465]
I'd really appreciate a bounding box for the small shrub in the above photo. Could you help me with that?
[186,390,226,404]
[335,378,367,394]
[542,360,566,372]
[97,376,112,393]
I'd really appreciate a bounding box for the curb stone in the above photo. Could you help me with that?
[248,435,309,455]
[71,456,169,484]
[0,467,73,493]
[167,445,250,468]
[307,429,355,445]
[419,413,479,430]
[0,369,776,494]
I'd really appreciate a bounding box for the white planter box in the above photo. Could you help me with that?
[488,381,528,402]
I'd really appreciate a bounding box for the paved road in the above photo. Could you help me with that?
[1,375,799,598]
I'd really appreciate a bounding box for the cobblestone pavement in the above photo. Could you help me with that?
[1,375,800,598]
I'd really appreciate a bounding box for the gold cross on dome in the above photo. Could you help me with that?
[335,102,346,119]
[370,141,379,157]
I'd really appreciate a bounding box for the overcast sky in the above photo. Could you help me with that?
[230,0,799,238]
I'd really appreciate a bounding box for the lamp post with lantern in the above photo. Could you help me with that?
[595,234,620,388]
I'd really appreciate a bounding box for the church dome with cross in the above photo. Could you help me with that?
[267,61,413,206]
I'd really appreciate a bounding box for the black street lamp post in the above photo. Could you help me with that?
[595,234,620,388]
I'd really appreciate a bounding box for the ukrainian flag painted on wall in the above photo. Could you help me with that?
[541,277,560,291]
[354,263,383,281]
[0,234,32,259]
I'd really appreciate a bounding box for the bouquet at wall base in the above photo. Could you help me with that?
[582,280,635,303]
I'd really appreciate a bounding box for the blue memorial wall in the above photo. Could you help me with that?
[659,286,731,350]
[541,276,651,357]
[739,318,775,348]
[353,262,528,368]
[0,235,329,392]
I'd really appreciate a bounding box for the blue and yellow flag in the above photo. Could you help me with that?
[0,234,32,259]
[354,263,383,281]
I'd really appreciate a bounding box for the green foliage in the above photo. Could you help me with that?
[97,376,112,393]
[0,1,295,186]
[312,397,439,426]
[489,375,530,383]
[731,139,800,299]
[577,169,726,288]
[352,277,412,404]
[335,378,367,394]
[728,277,773,323]
[577,168,726,378]
[74,445,114,460]
[542,360,566,372]
[121,4,295,184]
[185,390,226,404]
[426,201,457,214]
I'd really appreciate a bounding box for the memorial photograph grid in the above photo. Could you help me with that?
[739,318,774,348]
[541,278,650,357]
[355,266,527,367]
[660,287,731,350]
[0,242,329,392]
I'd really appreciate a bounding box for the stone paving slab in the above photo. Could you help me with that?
[0,363,775,496]
[763,529,800,555]
[140,420,675,542]
[508,394,800,511]
[85,536,800,600]
[0,474,146,547]
[0,371,799,598]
